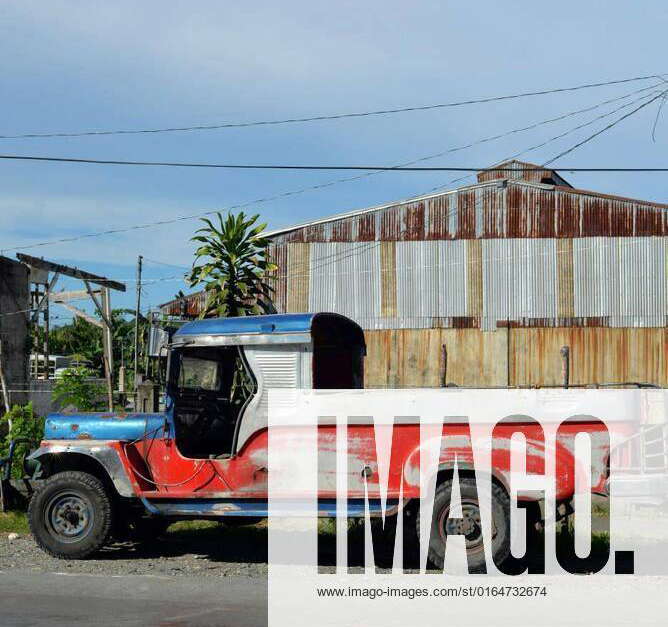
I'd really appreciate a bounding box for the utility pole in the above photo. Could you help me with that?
[100,287,114,411]
[43,288,49,380]
[133,255,143,407]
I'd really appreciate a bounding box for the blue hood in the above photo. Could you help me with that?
[44,412,166,441]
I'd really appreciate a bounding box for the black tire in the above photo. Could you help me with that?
[417,477,510,572]
[28,471,113,559]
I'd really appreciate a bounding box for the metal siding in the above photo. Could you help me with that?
[476,160,571,187]
[482,184,506,238]
[394,241,467,329]
[236,345,305,449]
[482,239,557,330]
[267,179,668,246]
[425,195,450,240]
[617,237,666,327]
[573,237,620,320]
[437,241,468,317]
[572,236,667,327]
[396,241,439,327]
[309,242,381,329]
[165,172,668,332]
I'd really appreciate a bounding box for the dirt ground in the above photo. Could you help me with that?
[0,520,269,578]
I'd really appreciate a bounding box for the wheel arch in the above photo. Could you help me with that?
[29,445,135,498]
[434,464,510,494]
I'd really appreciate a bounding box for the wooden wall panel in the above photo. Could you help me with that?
[286,243,310,313]
[364,327,668,388]
[380,241,397,317]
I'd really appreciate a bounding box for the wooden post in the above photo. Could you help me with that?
[133,255,143,408]
[439,344,447,387]
[101,287,114,411]
[560,345,570,389]
[43,293,49,380]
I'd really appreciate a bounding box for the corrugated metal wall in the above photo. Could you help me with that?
[265,175,668,388]
[272,236,668,330]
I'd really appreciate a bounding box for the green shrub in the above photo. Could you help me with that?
[0,403,44,479]
[52,366,105,411]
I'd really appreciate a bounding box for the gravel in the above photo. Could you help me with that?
[0,521,269,578]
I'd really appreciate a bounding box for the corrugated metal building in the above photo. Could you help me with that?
[161,160,668,388]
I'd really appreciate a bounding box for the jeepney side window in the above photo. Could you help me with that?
[171,346,256,458]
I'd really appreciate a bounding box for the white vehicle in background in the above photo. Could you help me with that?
[30,354,94,380]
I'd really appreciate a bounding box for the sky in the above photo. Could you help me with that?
[0,0,666,319]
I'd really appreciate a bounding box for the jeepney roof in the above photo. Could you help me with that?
[173,313,364,345]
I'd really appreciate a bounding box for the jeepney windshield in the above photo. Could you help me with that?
[178,356,220,391]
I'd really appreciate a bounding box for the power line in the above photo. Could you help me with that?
[378,84,661,172]
[2,88,665,255]
[143,257,189,270]
[1,154,667,171]
[0,74,662,140]
[1,86,665,172]
[245,83,661,198]
[425,88,667,195]
[543,90,667,166]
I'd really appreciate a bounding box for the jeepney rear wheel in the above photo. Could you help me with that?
[28,471,113,559]
[417,477,510,573]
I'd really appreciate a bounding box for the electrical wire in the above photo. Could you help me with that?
[2,155,668,171]
[0,74,662,140]
[143,258,190,270]
[424,89,668,195]
[1,87,664,172]
[2,87,666,255]
[543,91,668,166]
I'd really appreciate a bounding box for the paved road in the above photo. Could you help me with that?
[0,570,267,627]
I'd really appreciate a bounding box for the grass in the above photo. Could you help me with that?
[167,520,220,534]
[0,510,29,534]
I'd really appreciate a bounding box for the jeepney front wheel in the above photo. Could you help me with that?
[417,477,510,572]
[28,471,113,559]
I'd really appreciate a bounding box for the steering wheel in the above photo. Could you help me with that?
[187,394,230,440]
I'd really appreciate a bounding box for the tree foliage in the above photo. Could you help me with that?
[52,367,106,411]
[45,309,149,387]
[187,212,277,318]
[45,317,103,370]
[0,403,44,479]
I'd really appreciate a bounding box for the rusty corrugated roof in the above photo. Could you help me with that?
[266,163,667,242]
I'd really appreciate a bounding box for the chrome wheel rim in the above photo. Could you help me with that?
[438,499,494,554]
[46,492,94,543]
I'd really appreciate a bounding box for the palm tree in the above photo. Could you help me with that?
[187,212,277,318]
